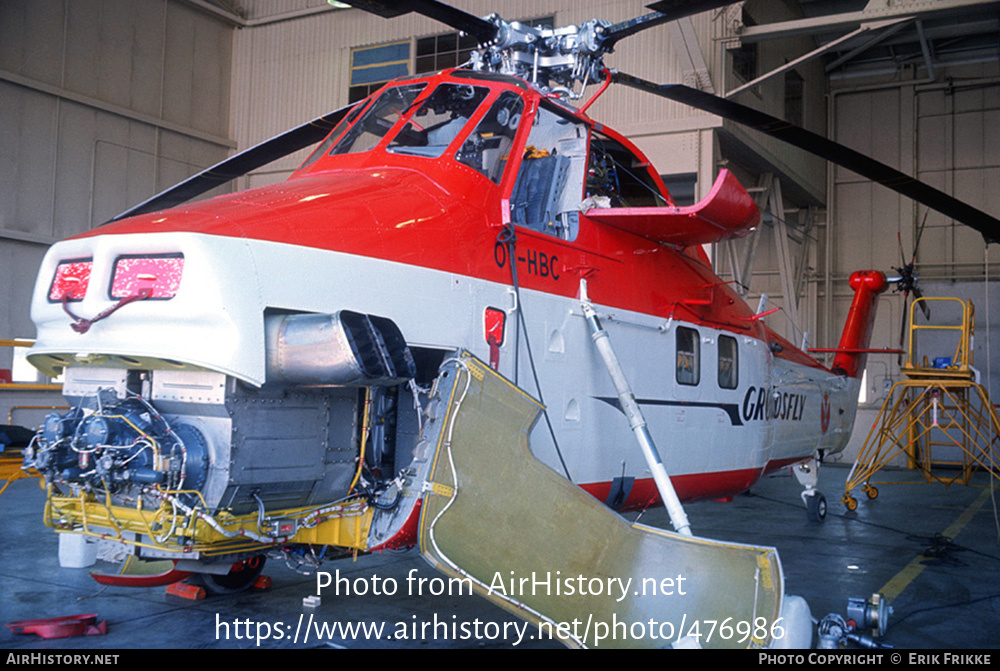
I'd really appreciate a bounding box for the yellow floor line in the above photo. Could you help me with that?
[878,489,992,601]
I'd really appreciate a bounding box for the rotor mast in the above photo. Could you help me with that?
[467,15,612,100]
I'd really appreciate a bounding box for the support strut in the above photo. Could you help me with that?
[579,280,692,536]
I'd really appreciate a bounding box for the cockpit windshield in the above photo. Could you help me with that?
[330,83,427,156]
[387,83,489,157]
[300,78,520,183]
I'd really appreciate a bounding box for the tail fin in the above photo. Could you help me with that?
[831,270,889,378]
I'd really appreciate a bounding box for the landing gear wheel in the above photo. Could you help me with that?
[807,493,827,522]
[864,484,879,500]
[842,493,858,511]
[189,556,266,595]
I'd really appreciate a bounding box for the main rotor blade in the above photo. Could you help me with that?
[613,71,1000,244]
[336,0,496,44]
[109,103,357,222]
[602,0,733,48]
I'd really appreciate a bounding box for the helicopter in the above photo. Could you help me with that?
[18,0,1000,648]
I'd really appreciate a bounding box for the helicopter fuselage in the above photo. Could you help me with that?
[27,69,870,536]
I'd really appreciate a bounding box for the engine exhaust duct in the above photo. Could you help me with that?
[264,311,415,387]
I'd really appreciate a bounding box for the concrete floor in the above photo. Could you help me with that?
[1,463,998,650]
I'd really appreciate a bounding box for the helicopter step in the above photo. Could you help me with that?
[415,352,812,649]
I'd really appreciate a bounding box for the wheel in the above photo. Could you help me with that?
[807,492,827,522]
[189,555,266,595]
[864,484,879,500]
[842,493,858,511]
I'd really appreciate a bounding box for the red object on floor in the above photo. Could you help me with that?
[5,614,107,639]
[90,559,191,587]
[252,575,272,590]
[165,581,206,600]
[0,370,11,383]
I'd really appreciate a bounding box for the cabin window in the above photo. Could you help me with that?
[510,103,588,239]
[718,335,738,389]
[456,91,523,183]
[330,83,427,156]
[587,132,667,208]
[386,83,489,158]
[676,327,700,386]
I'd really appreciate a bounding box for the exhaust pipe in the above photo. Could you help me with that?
[264,311,415,386]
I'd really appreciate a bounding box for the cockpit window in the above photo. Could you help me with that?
[330,83,427,156]
[298,103,366,171]
[455,91,523,183]
[386,83,489,158]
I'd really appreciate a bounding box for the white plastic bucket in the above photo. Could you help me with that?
[58,533,99,568]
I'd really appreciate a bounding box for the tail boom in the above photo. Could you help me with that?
[831,270,889,378]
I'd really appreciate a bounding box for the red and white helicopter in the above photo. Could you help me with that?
[20,0,999,640]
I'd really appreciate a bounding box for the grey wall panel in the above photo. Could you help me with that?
[162,2,231,137]
[0,82,58,234]
[834,88,904,183]
[91,139,158,225]
[0,240,48,349]
[0,0,66,87]
[156,127,230,197]
[51,101,100,238]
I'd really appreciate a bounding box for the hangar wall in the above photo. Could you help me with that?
[0,0,233,373]
[828,62,1000,463]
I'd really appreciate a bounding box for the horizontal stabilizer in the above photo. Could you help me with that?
[582,169,759,246]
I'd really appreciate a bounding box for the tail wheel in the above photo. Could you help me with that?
[806,493,827,522]
[842,493,858,511]
[189,555,266,595]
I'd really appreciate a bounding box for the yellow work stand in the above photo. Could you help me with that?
[0,456,37,496]
[0,338,59,496]
[843,297,1000,510]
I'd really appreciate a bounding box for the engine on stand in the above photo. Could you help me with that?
[29,393,209,499]
[22,311,430,588]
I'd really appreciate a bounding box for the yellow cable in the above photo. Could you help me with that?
[349,387,371,493]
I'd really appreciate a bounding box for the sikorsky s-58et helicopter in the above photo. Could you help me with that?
[20,0,1000,648]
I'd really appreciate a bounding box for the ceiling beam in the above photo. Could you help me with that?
[738,0,1000,42]
[726,18,911,97]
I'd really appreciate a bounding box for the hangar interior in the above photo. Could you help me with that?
[1,0,999,650]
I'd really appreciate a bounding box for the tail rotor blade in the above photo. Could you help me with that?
[912,286,931,321]
[898,288,910,367]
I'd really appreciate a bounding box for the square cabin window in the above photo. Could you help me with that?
[718,335,738,389]
[676,326,700,386]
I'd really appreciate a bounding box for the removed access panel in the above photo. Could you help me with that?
[418,353,801,649]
